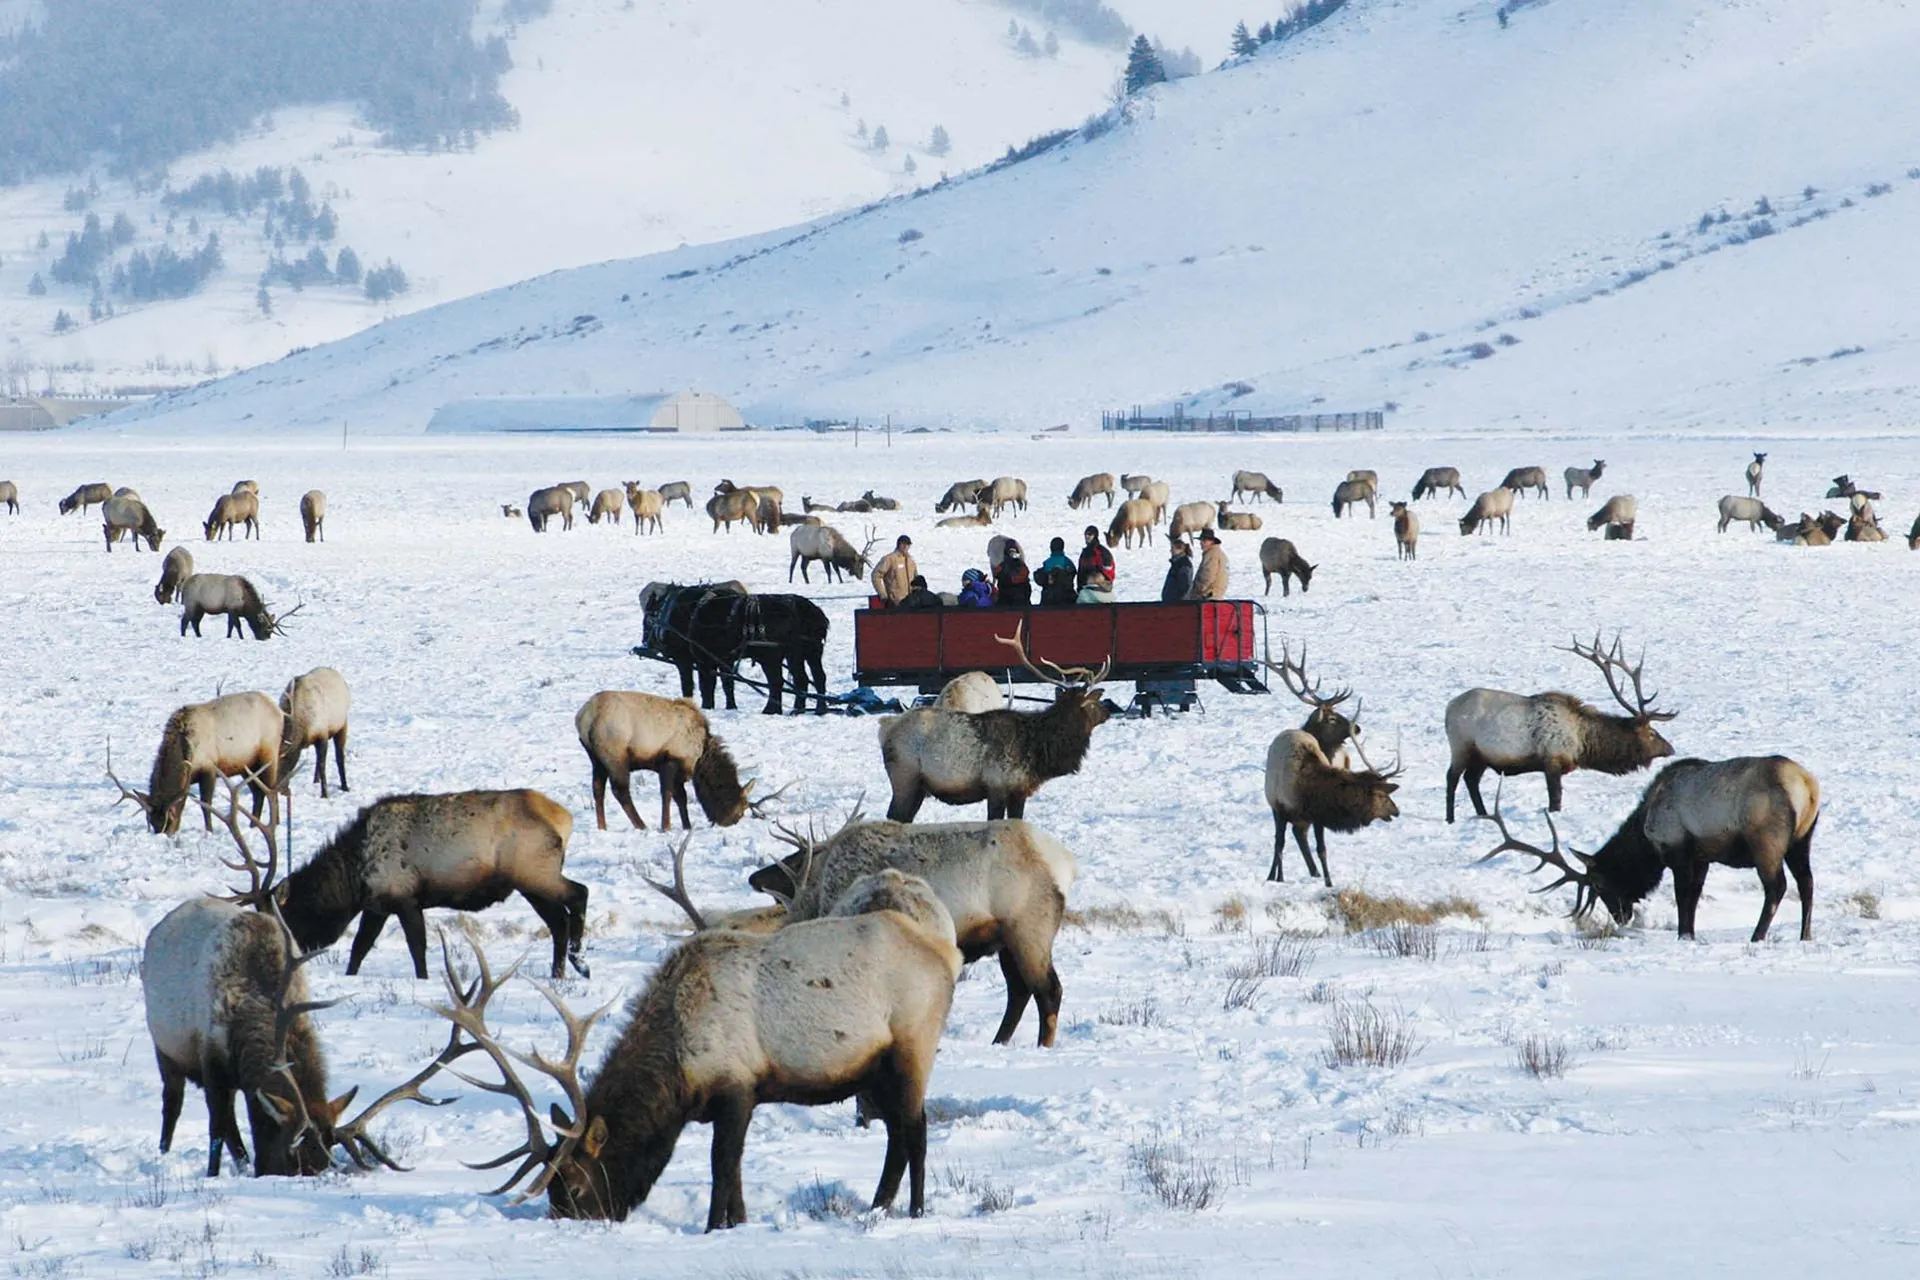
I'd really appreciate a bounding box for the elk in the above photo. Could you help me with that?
[1121,474,1153,497]
[435,858,962,1226]
[1069,472,1116,509]
[1587,494,1636,533]
[574,691,763,831]
[1331,477,1377,519]
[935,671,1003,713]
[622,483,665,534]
[863,490,900,510]
[1215,501,1261,532]
[658,480,694,508]
[1258,536,1315,595]
[103,493,164,551]
[126,691,284,834]
[179,573,297,639]
[298,490,325,542]
[1717,495,1782,533]
[1745,452,1766,496]
[528,486,574,532]
[588,488,626,526]
[1261,646,1398,884]
[279,667,350,797]
[154,546,194,604]
[789,523,875,583]
[1825,475,1881,501]
[1785,511,1844,545]
[276,790,589,980]
[1481,755,1820,941]
[935,479,987,512]
[878,622,1112,821]
[501,504,522,519]
[204,491,260,541]
[115,486,142,499]
[746,814,1077,1047]
[935,503,992,529]
[1846,512,1887,543]
[1391,501,1418,559]
[561,481,591,511]
[1168,500,1216,542]
[60,482,112,515]
[1104,498,1157,548]
[1231,470,1284,503]
[1564,460,1606,499]
[1412,466,1465,500]
[801,496,835,513]
[1499,466,1549,499]
[1444,633,1676,821]
[0,480,16,513]
[231,480,259,497]
[705,486,759,532]
[835,496,873,513]
[1458,486,1515,536]
[986,476,1028,516]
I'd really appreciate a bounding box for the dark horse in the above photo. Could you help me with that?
[638,582,830,714]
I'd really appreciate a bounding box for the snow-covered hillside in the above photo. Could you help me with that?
[0,0,1153,390]
[98,0,1920,438]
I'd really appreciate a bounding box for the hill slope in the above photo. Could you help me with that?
[106,0,1920,436]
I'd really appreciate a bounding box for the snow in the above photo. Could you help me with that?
[3,427,1918,1277]
[91,0,1920,438]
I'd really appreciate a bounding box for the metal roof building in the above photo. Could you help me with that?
[425,391,745,434]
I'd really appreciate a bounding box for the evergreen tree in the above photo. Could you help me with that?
[1231,21,1260,55]
[1124,34,1166,94]
[1044,30,1060,56]
[110,211,136,245]
[1016,27,1038,55]
[257,284,272,316]
[53,310,72,333]
[928,125,951,157]
[1257,21,1273,40]
[334,246,362,283]
[28,272,45,296]
[36,230,48,250]
[872,125,889,151]
[903,153,917,176]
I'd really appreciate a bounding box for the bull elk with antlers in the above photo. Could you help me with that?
[1262,647,1400,885]
[878,623,1113,821]
[436,848,962,1226]
[1480,754,1820,941]
[1444,633,1677,821]
[178,573,300,639]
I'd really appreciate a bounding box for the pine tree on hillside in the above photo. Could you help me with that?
[928,124,951,156]
[872,125,889,151]
[1044,30,1059,56]
[1124,35,1166,94]
[28,272,45,296]
[257,284,271,316]
[1231,21,1260,55]
[903,153,917,176]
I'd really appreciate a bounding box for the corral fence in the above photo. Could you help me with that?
[1101,407,1383,433]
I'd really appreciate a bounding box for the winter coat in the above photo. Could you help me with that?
[901,585,943,609]
[1189,544,1229,600]
[1077,542,1116,590]
[1160,552,1194,602]
[1037,553,1077,606]
[994,554,1032,607]
[871,549,917,606]
[958,577,996,608]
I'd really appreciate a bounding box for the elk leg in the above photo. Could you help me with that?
[607,767,647,830]
[157,1052,186,1152]
[331,730,349,792]
[525,892,574,980]
[1787,828,1815,942]
[885,784,925,823]
[1674,860,1710,940]
[1751,858,1790,944]
[561,877,590,976]
[203,1062,246,1176]
[1268,810,1287,882]
[992,949,1033,1045]
[345,911,388,975]
[1544,769,1566,813]
[1291,820,1319,882]
[311,742,328,796]
[396,904,430,979]
[672,775,693,832]
[706,1091,753,1231]
[1462,762,1492,819]
[1314,825,1333,889]
[198,774,217,832]
[587,757,611,829]
[986,797,1006,821]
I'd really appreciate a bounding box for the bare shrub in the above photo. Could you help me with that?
[791,1177,866,1221]
[1066,903,1185,936]
[1127,1130,1221,1211]
[1365,921,1436,961]
[941,1165,1014,1214]
[1322,998,1421,1068]
[1099,994,1163,1028]
[1330,890,1481,933]
[1221,972,1263,1012]
[1306,979,1339,1004]
[1574,919,1620,950]
[1241,934,1316,978]
[1846,889,1881,920]
[1212,895,1250,933]
[1515,1034,1574,1079]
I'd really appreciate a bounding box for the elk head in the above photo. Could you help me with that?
[1266,644,1359,760]
[1564,631,1676,758]
[1475,785,1621,922]
[993,621,1116,725]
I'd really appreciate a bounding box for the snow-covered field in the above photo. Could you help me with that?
[3,427,1918,1277]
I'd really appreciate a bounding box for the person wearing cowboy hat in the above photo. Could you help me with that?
[1189,528,1229,600]
[1161,536,1194,602]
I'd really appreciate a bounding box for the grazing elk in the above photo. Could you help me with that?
[863,490,900,510]
[789,523,875,583]
[1745,452,1766,496]
[1458,486,1515,536]
[1347,469,1379,489]
[1261,647,1398,885]
[299,490,325,542]
[127,691,284,834]
[103,494,164,551]
[282,790,589,979]
[935,671,1003,713]
[936,479,988,512]
[60,482,112,515]
[1069,472,1117,509]
[1332,477,1377,519]
[1587,494,1637,533]
[0,480,17,514]
[746,814,1078,1046]
[179,573,297,639]
[279,667,350,797]
[935,503,993,529]
[1500,466,1549,499]
[528,486,574,532]
[204,491,261,541]
[878,623,1112,821]
[1391,501,1418,559]
[622,483,665,534]
[1215,501,1261,532]
[588,488,626,526]
[658,480,694,509]
[1231,470,1284,503]
[575,690,763,830]
[1444,633,1676,821]
[144,894,466,1178]
[1412,466,1465,500]
[1138,479,1171,520]
[1105,498,1158,548]
[438,859,962,1226]
[1717,495,1782,533]
[1481,754,1820,941]
[1258,536,1315,595]
[1168,500,1217,542]
[154,546,194,604]
[986,476,1028,516]
[1564,460,1606,499]
[705,485,760,533]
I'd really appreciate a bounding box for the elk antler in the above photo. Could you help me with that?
[434,929,613,1202]
[264,601,306,637]
[1474,783,1594,917]
[1264,643,1352,712]
[993,620,1112,689]
[252,884,344,1160]
[743,778,796,819]
[103,738,155,815]
[333,1013,479,1170]
[643,834,708,931]
[196,763,284,905]
[769,796,867,902]
[1563,630,1676,721]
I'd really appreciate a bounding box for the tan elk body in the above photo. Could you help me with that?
[179,573,290,639]
[299,491,326,542]
[1106,497,1158,547]
[1168,500,1216,542]
[1069,473,1116,509]
[0,480,16,513]
[61,482,113,514]
[936,479,988,512]
[622,484,665,534]
[1412,466,1465,500]
[155,546,194,603]
[1258,537,1315,595]
[1215,502,1261,531]
[986,476,1028,515]
[1391,501,1418,559]
[204,490,260,541]
[1459,486,1515,535]
[103,494,164,551]
[141,692,284,834]
[1332,477,1377,519]
[1231,470,1283,503]
[1745,452,1767,496]
[1588,494,1636,533]
[588,489,626,526]
[1564,460,1606,498]
[935,671,1004,713]
[1500,466,1549,498]
[574,691,750,831]
[1717,495,1781,533]
[788,523,873,583]
[280,667,350,796]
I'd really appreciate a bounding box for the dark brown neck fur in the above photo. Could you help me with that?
[279,815,369,951]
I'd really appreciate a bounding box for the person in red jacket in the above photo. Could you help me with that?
[1075,525,1116,603]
